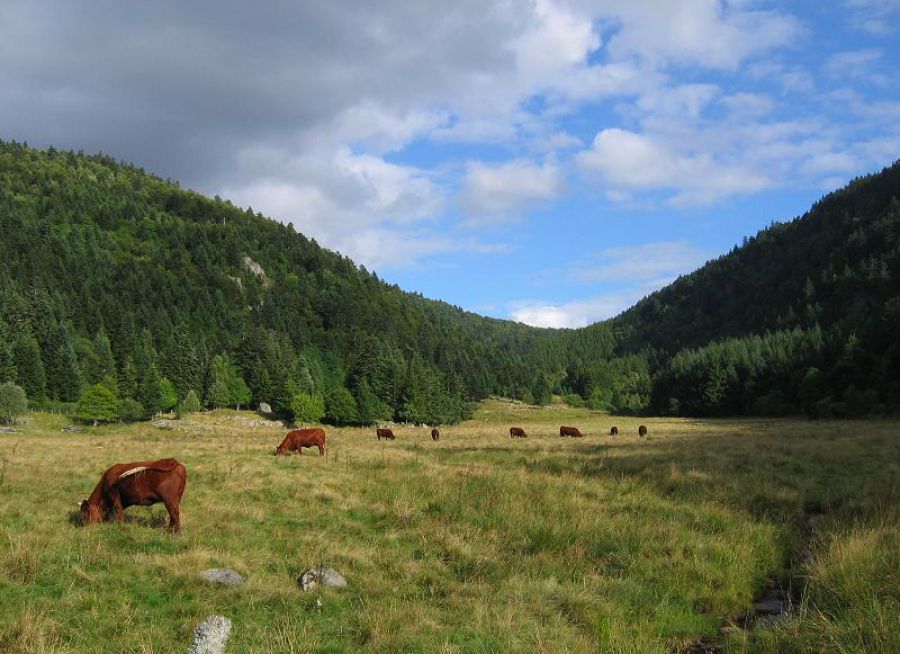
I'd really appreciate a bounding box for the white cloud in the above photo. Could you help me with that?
[577,128,769,205]
[824,49,883,78]
[460,158,564,223]
[509,280,668,328]
[599,0,800,71]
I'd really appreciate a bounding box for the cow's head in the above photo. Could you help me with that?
[275,444,286,456]
[79,499,102,525]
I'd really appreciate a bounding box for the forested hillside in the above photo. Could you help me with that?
[604,161,900,416]
[1,140,898,422]
[0,141,616,424]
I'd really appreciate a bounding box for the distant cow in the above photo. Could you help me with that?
[560,425,583,438]
[638,425,648,437]
[276,428,326,457]
[431,428,440,440]
[80,458,186,533]
[509,426,527,438]
[377,428,396,440]
[610,426,619,436]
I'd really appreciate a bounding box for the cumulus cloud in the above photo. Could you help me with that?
[460,159,564,224]
[577,128,769,205]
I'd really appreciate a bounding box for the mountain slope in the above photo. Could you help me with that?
[0,140,611,422]
[1,140,898,420]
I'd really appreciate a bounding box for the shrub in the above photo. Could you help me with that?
[291,392,325,424]
[563,393,584,408]
[0,382,28,424]
[325,386,359,425]
[117,398,144,422]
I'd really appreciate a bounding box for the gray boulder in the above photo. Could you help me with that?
[199,568,244,586]
[298,565,347,591]
[186,615,231,654]
[258,402,272,414]
[61,425,83,433]
[0,427,17,434]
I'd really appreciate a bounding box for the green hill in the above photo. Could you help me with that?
[0,141,610,423]
[1,140,898,420]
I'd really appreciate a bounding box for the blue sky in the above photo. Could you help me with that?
[1,1,898,327]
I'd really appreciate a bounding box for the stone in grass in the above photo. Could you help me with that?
[200,568,244,586]
[186,615,231,654]
[61,425,84,433]
[298,566,347,591]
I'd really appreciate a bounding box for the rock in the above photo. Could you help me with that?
[0,427,17,434]
[61,425,84,433]
[153,419,175,430]
[298,566,347,591]
[186,615,231,654]
[199,568,244,586]
[258,402,272,414]
[752,597,783,615]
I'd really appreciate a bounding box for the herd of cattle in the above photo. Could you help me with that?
[79,422,650,533]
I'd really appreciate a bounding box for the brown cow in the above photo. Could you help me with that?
[80,458,186,533]
[431,428,440,440]
[377,427,395,440]
[509,426,527,438]
[610,426,619,436]
[638,425,648,437]
[276,428,326,456]
[559,425,583,437]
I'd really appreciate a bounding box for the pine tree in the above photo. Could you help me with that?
[137,362,163,418]
[75,383,119,426]
[0,319,16,383]
[176,389,201,418]
[45,323,83,402]
[13,331,46,400]
[206,354,232,408]
[159,378,178,412]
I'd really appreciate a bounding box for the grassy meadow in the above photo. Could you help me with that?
[1,399,898,653]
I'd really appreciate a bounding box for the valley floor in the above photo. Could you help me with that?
[1,400,898,653]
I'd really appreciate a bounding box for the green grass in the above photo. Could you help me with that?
[1,400,897,653]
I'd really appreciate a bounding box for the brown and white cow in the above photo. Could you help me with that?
[431,428,440,440]
[376,427,395,440]
[638,425,648,437]
[559,425,583,438]
[276,428,326,456]
[80,458,186,533]
[509,426,527,438]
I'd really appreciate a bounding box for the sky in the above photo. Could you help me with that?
[1,1,898,328]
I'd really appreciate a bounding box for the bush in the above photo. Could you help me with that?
[117,398,144,422]
[291,392,325,424]
[563,393,584,408]
[0,382,28,424]
[176,389,201,418]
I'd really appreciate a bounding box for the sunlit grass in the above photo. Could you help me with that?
[1,400,897,652]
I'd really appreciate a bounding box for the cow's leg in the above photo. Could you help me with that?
[164,500,181,533]
[318,443,325,456]
[112,495,125,524]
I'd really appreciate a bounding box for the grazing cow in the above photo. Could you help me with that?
[610,426,619,436]
[80,458,186,533]
[509,426,527,438]
[638,425,648,437]
[431,428,440,441]
[376,427,396,440]
[560,425,583,438]
[276,428,326,457]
